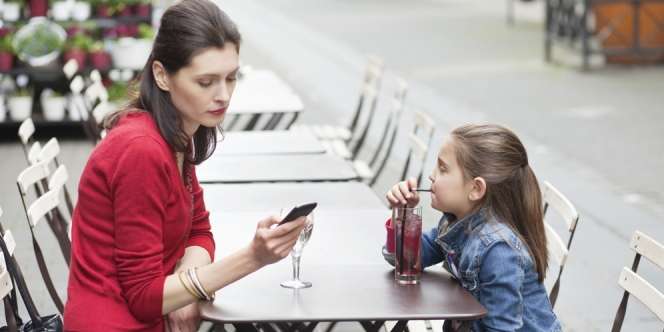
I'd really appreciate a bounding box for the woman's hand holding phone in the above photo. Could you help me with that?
[249,214,306,266]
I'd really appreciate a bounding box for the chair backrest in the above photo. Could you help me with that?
[611,231,664,331]
[63,59,79,80]
[400,110,435,185]
[346,56,384,146]
[18,118,35,146]
[37,138,75,215]
[27,141,41,166]
[17,161,50,196]
[367,78,408,186]
[541,181,580,308]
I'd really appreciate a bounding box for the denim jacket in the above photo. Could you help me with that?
[419,209,561,332]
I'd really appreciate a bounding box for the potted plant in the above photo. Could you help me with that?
[41,88,67,121]
[72,0,92,21]
[28,0,48,17]
[94,0,112,18]
[2,0,23,21]
[89,40,111,70]
[137,23,154,40]
[107,81,128,109]
[63,32,92,69]
[8,88,33,121]
[112,0,133,17]
[51,0,72,21]
[134,0,150,18]
[0,30,14,72]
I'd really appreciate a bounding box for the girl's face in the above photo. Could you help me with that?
[428,137,478,219]
[154,44,240,136]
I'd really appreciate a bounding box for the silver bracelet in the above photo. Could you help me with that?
[187,267,213,301]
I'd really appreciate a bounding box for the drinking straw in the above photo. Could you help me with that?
[399,204,406,275]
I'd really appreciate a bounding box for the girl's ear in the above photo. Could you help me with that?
[469,177,487,202]
[152,61,171,92]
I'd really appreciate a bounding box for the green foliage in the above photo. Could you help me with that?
[107,81,127,102]
[65,33,93,52]
[0,34,13,53]
[13,23,64,58]
[137,23,154,40]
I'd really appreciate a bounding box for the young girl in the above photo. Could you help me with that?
[386,124,561,332]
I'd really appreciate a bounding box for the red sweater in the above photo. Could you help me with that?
[64,112,215,331]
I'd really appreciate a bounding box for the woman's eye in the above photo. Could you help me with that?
[227,76,238,82]
[198,81,213,88]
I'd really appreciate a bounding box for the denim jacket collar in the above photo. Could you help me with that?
[435,208,488,253]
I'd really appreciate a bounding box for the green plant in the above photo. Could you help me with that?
[107,82,127,102]
[89,40,104,53]
[0,35,13,53]
[13,22,64,58]
[137,23,154,40]
[65,33,93,52]
[13,88,31,97]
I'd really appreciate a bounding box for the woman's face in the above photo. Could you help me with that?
[428,136,476,219]
[155,44,240,136]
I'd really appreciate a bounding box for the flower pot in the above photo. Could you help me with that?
[42,96,67,121]
[51,1,72,21]
[2,3,22,21]
[29,0,48,17]
[593,3,664,64]
[72,1,91,21]
[0,52,14,72]
[96,4,112,18]
[118,5,133,17]
[110,37,151,70]
[63,49,87,69]
[89,50,112,70]
[8,96,33,121]
[134,4,151,18]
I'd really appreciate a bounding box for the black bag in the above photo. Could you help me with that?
[0,228,63,332]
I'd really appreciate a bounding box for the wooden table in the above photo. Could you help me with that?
[226,70,304,131]
[215,130,325,156]
[196,154,359,184]
[201,209,487,331]
[202,182,385,212]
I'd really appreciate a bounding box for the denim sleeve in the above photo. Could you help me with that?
[421,227,444,269]
[477,242,525,332]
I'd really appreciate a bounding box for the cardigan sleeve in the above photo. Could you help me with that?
[110,136,169,322]
[186,167,215,261]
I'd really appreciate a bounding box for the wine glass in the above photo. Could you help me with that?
[280,212,314,289]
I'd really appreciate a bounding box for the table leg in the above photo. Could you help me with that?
[359,320,386,332]
[233,323,259,332]
[390,320,409,332]
[457,321,472,332]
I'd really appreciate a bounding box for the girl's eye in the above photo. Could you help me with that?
[226,76,238,82]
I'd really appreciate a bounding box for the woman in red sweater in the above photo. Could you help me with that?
[64,0,307,331]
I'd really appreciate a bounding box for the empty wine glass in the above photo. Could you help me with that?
[280,212,314,289]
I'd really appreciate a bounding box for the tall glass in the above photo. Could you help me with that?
[280,213,314,289]
[393,206,422,284]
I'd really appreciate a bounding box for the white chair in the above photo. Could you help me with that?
[351,78,408,187]
[38,138,75,215]
[400,110,436,185]
[0,206,49,325]
[17,162,71,267]
[541,181,580,307]
[292,55,384,146]
[18,118,35,161]
[611,231,664,331]
[19,186,68,314]
[63,58,79,80]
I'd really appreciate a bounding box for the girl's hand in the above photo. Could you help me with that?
[165,302,200,332]
[249,215,306,266]
[386,177,419,208]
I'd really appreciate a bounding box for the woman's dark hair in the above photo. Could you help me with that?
[105,0,241,165]
[451,124,548,282]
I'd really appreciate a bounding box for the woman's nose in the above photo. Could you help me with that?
[215,82,230,103]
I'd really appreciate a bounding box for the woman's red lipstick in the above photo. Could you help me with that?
[208,107,227,116]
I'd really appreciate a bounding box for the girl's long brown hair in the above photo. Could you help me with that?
[451,124,548,282]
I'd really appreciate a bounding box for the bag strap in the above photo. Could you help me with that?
[3,296,18,332]
[28,226,65,314]
[0,225,43,325]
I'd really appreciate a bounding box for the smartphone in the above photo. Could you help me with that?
[278,202,317,226]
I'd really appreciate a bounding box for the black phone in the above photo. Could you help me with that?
[278,202,317,226]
